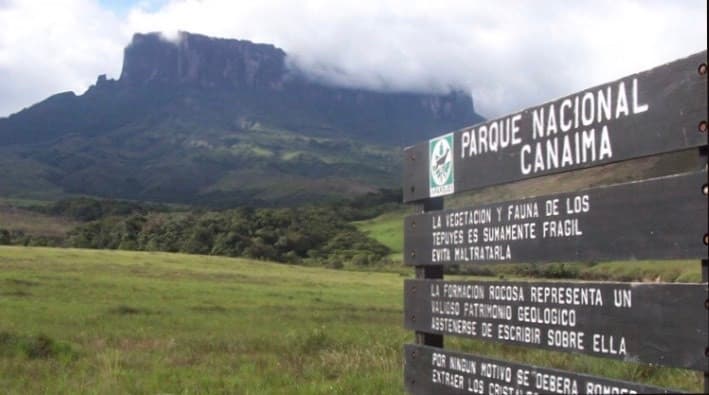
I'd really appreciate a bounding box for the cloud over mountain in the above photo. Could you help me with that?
[0,0,706,118]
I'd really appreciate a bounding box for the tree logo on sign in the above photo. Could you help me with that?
[429,133,454,197]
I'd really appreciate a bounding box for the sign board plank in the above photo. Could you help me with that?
[403,50,708,202]
[404,171,708,266]
[404,344,681,394]
[404,279,708,370]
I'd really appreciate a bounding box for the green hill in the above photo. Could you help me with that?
[353,209,405,260]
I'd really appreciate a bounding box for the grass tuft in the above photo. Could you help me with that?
[109,305,154,315]
[6,278,40,287]
[0,331,76,360]
[189,304,227,313]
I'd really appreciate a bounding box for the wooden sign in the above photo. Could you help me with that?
[402,51,708,393]
[404,344,680,394]
[404,279,708,370]
[404,171,708,266]
[403,50,707,202]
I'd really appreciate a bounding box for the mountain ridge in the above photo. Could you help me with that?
[0,32,483,206]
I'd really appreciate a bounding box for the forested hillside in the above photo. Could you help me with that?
[0,190,402,267]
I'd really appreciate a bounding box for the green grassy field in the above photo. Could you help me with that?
[354,210,405,262]
[0,247,702,393]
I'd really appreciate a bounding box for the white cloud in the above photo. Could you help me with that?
[0,0,127,116]
[0,0,706,118]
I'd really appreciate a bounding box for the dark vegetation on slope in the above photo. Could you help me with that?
[0,189,402,267]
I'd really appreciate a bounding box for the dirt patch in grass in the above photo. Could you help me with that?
[117,337,176,352]
[108,305,159,316]
[1,290,32,297]
[6,278,40,287]
[0,205,77,238]
[190,304,228,313]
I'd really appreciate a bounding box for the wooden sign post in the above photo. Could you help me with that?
[402,51,708,394]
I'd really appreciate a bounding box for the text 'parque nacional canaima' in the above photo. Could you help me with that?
[459,78,648,175]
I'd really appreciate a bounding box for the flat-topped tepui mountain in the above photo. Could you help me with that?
[0,32,482,206]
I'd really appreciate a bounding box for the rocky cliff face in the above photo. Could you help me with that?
[1,31,481,146]
[114,31,479,138]
[120,32,287,89]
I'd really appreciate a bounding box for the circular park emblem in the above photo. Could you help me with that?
[429,133,455,197]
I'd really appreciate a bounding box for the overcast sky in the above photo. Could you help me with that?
[0,0,706,118]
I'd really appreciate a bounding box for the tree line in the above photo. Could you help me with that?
[1,190,401,267]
